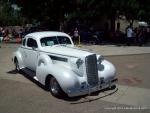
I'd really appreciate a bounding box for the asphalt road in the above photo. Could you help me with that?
[0,44,150,113]
[106,54,150,89]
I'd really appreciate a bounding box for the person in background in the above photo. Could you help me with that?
[0,27,3,43]
[126,25,134,46]
[137,28,145,46]
[145,27,150,43]
[73,27,79,44]
[3,29,10,43]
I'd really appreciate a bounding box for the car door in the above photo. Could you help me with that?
[20,38,27,67]
[24,37,39,71]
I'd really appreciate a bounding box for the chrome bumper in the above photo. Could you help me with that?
[67,78,118,97]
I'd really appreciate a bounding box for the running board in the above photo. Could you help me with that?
[22,68,39,81]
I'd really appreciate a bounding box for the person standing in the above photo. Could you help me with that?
[73,28,79,44]
[126,25,134,46]
[137,28,145,46]
[0,27,3,48]
[0,27,3,43]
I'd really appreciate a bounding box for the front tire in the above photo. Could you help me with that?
[49,77,64,97]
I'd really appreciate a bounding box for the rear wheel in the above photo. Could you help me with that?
[15,59,21,73]
[49,77,64,97]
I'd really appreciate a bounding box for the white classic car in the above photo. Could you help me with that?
[12,31,117,97]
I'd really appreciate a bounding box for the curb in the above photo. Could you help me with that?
[104,53,150,57]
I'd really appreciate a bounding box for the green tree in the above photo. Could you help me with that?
[15,0,150,30]
[0,0,24,26]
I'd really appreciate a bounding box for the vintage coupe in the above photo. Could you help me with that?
[12,31,117,97]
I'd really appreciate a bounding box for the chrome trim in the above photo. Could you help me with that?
[111,78,118,83]
[85,54,99,87]
[49,55,68,62]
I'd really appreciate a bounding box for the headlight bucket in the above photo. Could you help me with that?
[97,55,104,64]
[70,58,84,77]
[76,58,83,68]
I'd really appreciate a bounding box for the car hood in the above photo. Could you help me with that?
[40,45,94,58]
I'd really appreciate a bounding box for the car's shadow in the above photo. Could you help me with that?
[7,69,118,103]
[7,70,18,74]
[69,86,118,104]
[7,69,46,89]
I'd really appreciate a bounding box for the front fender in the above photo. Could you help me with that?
[98,60,116,81]
[36,62,80,93]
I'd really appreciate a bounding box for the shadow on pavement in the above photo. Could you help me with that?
[7,69,46,90]
[7,69,118,103]
[71,91,118,104]
[7,70,18,74]
[70,86,118,104]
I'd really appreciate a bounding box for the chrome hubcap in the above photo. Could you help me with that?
[50,78,59,94]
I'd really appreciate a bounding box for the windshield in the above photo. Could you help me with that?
[40,36,72,47]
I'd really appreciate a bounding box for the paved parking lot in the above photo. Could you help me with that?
[0,43,150,113]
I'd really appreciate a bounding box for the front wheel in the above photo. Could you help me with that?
[49,77,65,98]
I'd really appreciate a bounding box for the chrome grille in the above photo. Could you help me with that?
[85,54,99,86]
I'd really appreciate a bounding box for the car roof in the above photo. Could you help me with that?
[25,31,70,39]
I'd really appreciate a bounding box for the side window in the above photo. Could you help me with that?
[27,38,38,48]
[22,38,26,46]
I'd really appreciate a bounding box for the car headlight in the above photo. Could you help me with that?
[70,58,84,76]
[70,58,83,68]
[97,55,104,64]
[76,58,83,68]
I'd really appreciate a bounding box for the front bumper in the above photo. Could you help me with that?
[67,78,118,97]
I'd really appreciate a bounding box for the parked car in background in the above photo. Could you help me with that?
[12,31,117,97]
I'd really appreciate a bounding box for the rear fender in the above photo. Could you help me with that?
[13,51,24,69]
